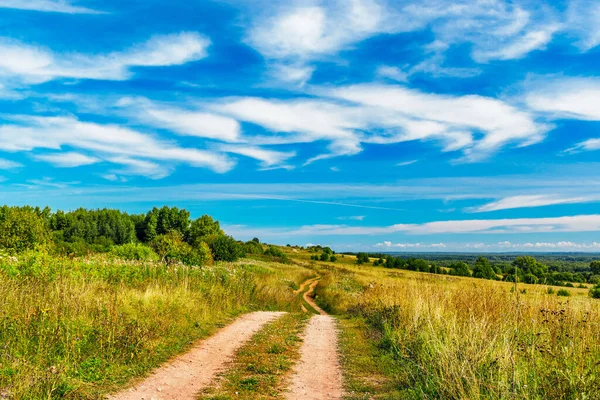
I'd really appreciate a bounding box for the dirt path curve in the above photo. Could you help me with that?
[293,276,317,295]
[287,278,343,400]
[302,278,327,315]
[109,311,285,400]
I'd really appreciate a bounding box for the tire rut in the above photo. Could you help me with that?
[108,311,286,400]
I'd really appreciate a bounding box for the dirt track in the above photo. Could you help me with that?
[287,277,343,399]
[109,311,285,400]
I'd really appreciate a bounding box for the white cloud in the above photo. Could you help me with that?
[567,0,600,51]
[116,97,240,142]
[228,214,600,237]
[243,0,567,83]
[212,82,547,163]
[472,24,560,62]
[0,32,209,85]
[34,151,100,167]
[218,144,296,168]
[526,76,600,121]
[0,157,22,169]
[471,194,600,212]
[396,160,418,167]
[0,115,235,178]
[567,139,600,154]
[376,241,447,249]
[0,0,103,14]
[376,66,409,82]
[328,83,546,160]
[337,215,365,221]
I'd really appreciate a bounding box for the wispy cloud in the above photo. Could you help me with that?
[375,240,600,252]
[0,32,210,85]
[1,115,234,177]
[34,152,100,167]
[0,157,22,169]
[526,76,600,121]
[469,194,600,213]
[225,214,600,237]
[0,0,104,14]
[214,83,546,164]
[337,215,365,221]
[396,160,418,167]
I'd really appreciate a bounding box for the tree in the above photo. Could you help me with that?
[187,215,223,243]
[142,213,158,243]
[208,235,244,262]
[0,206,50,252]
[320,253,330,262]
[512,256,548,283]
[472,257,496,280]
[590,261,600,275]
[356,252,370,265]
[449,262,471,277]
[330,255,337,262]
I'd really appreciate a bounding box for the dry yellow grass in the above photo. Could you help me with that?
[313,262,600,399]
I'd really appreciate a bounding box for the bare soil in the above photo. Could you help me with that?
[108,311,285,400]
[286,314,344,400]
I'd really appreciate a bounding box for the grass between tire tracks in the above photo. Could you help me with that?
[198,312,310,400]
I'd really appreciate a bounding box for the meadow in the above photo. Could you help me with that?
[1,205,600,399]
[311,258,600,399]
[0,251,311,398]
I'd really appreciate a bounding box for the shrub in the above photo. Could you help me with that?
[330,255,337,262]
[208,235,245,262]
[244,240,264,255]
[565,282,575,288]
[547,287,555,295]
[0,206,50,253]
[110,243,159,261]
[557,289,571,297]
[320,253,330,262]
[589,286,600,299]
[150,231,210,266]
[264,246,285,258]
[263,245,289,263]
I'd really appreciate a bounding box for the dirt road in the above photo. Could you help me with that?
[109,311,285,400]
[287,277,343,399]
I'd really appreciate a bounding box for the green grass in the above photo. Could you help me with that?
[198,312,309,400]
[337,317,405,399]
[0,252,312,399]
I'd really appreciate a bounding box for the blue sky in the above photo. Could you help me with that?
[1,0,600,252]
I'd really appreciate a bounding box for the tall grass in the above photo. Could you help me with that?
[317,265,600,399]
[0,252,311,398]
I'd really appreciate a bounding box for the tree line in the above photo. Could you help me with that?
[0,205,250,265]
[351,252,600,287]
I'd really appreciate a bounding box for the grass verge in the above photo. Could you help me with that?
[338,317,404,399]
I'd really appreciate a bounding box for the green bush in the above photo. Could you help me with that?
[557,289,571,297]
[547,287,555,295]
[0,206,50,253]
[589,285,600,299]
[264,246,285,258]
[110,243,159,261]
[208,235,245,262]
[244,240,264,255]
[330,255,338,262]
[150,231,211,266]
[320,253,330,262]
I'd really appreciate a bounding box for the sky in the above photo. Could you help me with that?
[1,0,600,252]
